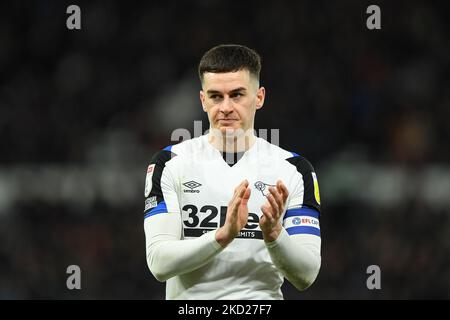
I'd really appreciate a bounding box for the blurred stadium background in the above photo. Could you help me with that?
[0,0,449,299]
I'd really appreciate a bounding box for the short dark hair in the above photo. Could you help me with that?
[198,44,261,83]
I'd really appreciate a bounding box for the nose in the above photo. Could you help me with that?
[219,96,233,115]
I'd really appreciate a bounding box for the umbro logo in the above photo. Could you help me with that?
[254,181,276,197]
[183,181,202,193]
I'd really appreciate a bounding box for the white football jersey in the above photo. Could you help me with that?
[143,134,321,299]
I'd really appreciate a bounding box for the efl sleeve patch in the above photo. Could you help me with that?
[144,201,168,219]
[283,206,321,237]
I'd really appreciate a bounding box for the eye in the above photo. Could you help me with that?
[210,94,222,101]
[231,92,244,98]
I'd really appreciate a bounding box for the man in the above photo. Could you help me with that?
[143,44,321,299]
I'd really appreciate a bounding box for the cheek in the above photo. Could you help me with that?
[240,100,255,116]
[202,100,209,112]
[206,105,219,119]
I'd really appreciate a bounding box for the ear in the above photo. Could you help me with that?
[255,87,265,110]
[200,90,207,112]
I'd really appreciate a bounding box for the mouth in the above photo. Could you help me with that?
[218,119,238,124]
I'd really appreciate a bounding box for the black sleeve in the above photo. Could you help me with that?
[286,155,321,213]
[143,149,177,215]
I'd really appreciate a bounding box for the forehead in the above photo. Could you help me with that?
[202,69,253,92]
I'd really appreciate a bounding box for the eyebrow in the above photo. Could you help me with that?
[206,87,247,95]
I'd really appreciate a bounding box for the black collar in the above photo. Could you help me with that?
[221,151,245,167]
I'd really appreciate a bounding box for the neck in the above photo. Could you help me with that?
[207,128,256,153]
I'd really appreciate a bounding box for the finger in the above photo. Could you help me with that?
[258,214,266,225]
[277,180,289,202]
[229,192,241,214]
[236,180,248,198]
[235,180,246,191]
[267,192,279,215]
[269,187,283,213]
[261,204,275,224]
[269,187,284,218]
[232,183,248,209]
[230,185,240,204]
[238,183,247,198]
[234,180,245,194]
[231,196,243,216]
[230,180,246,204]
[260,204,270,220]
[236,179,248,192]
[241,187,251,206]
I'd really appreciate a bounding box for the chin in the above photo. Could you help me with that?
[221,126,250,137]
[219,127,236,134]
